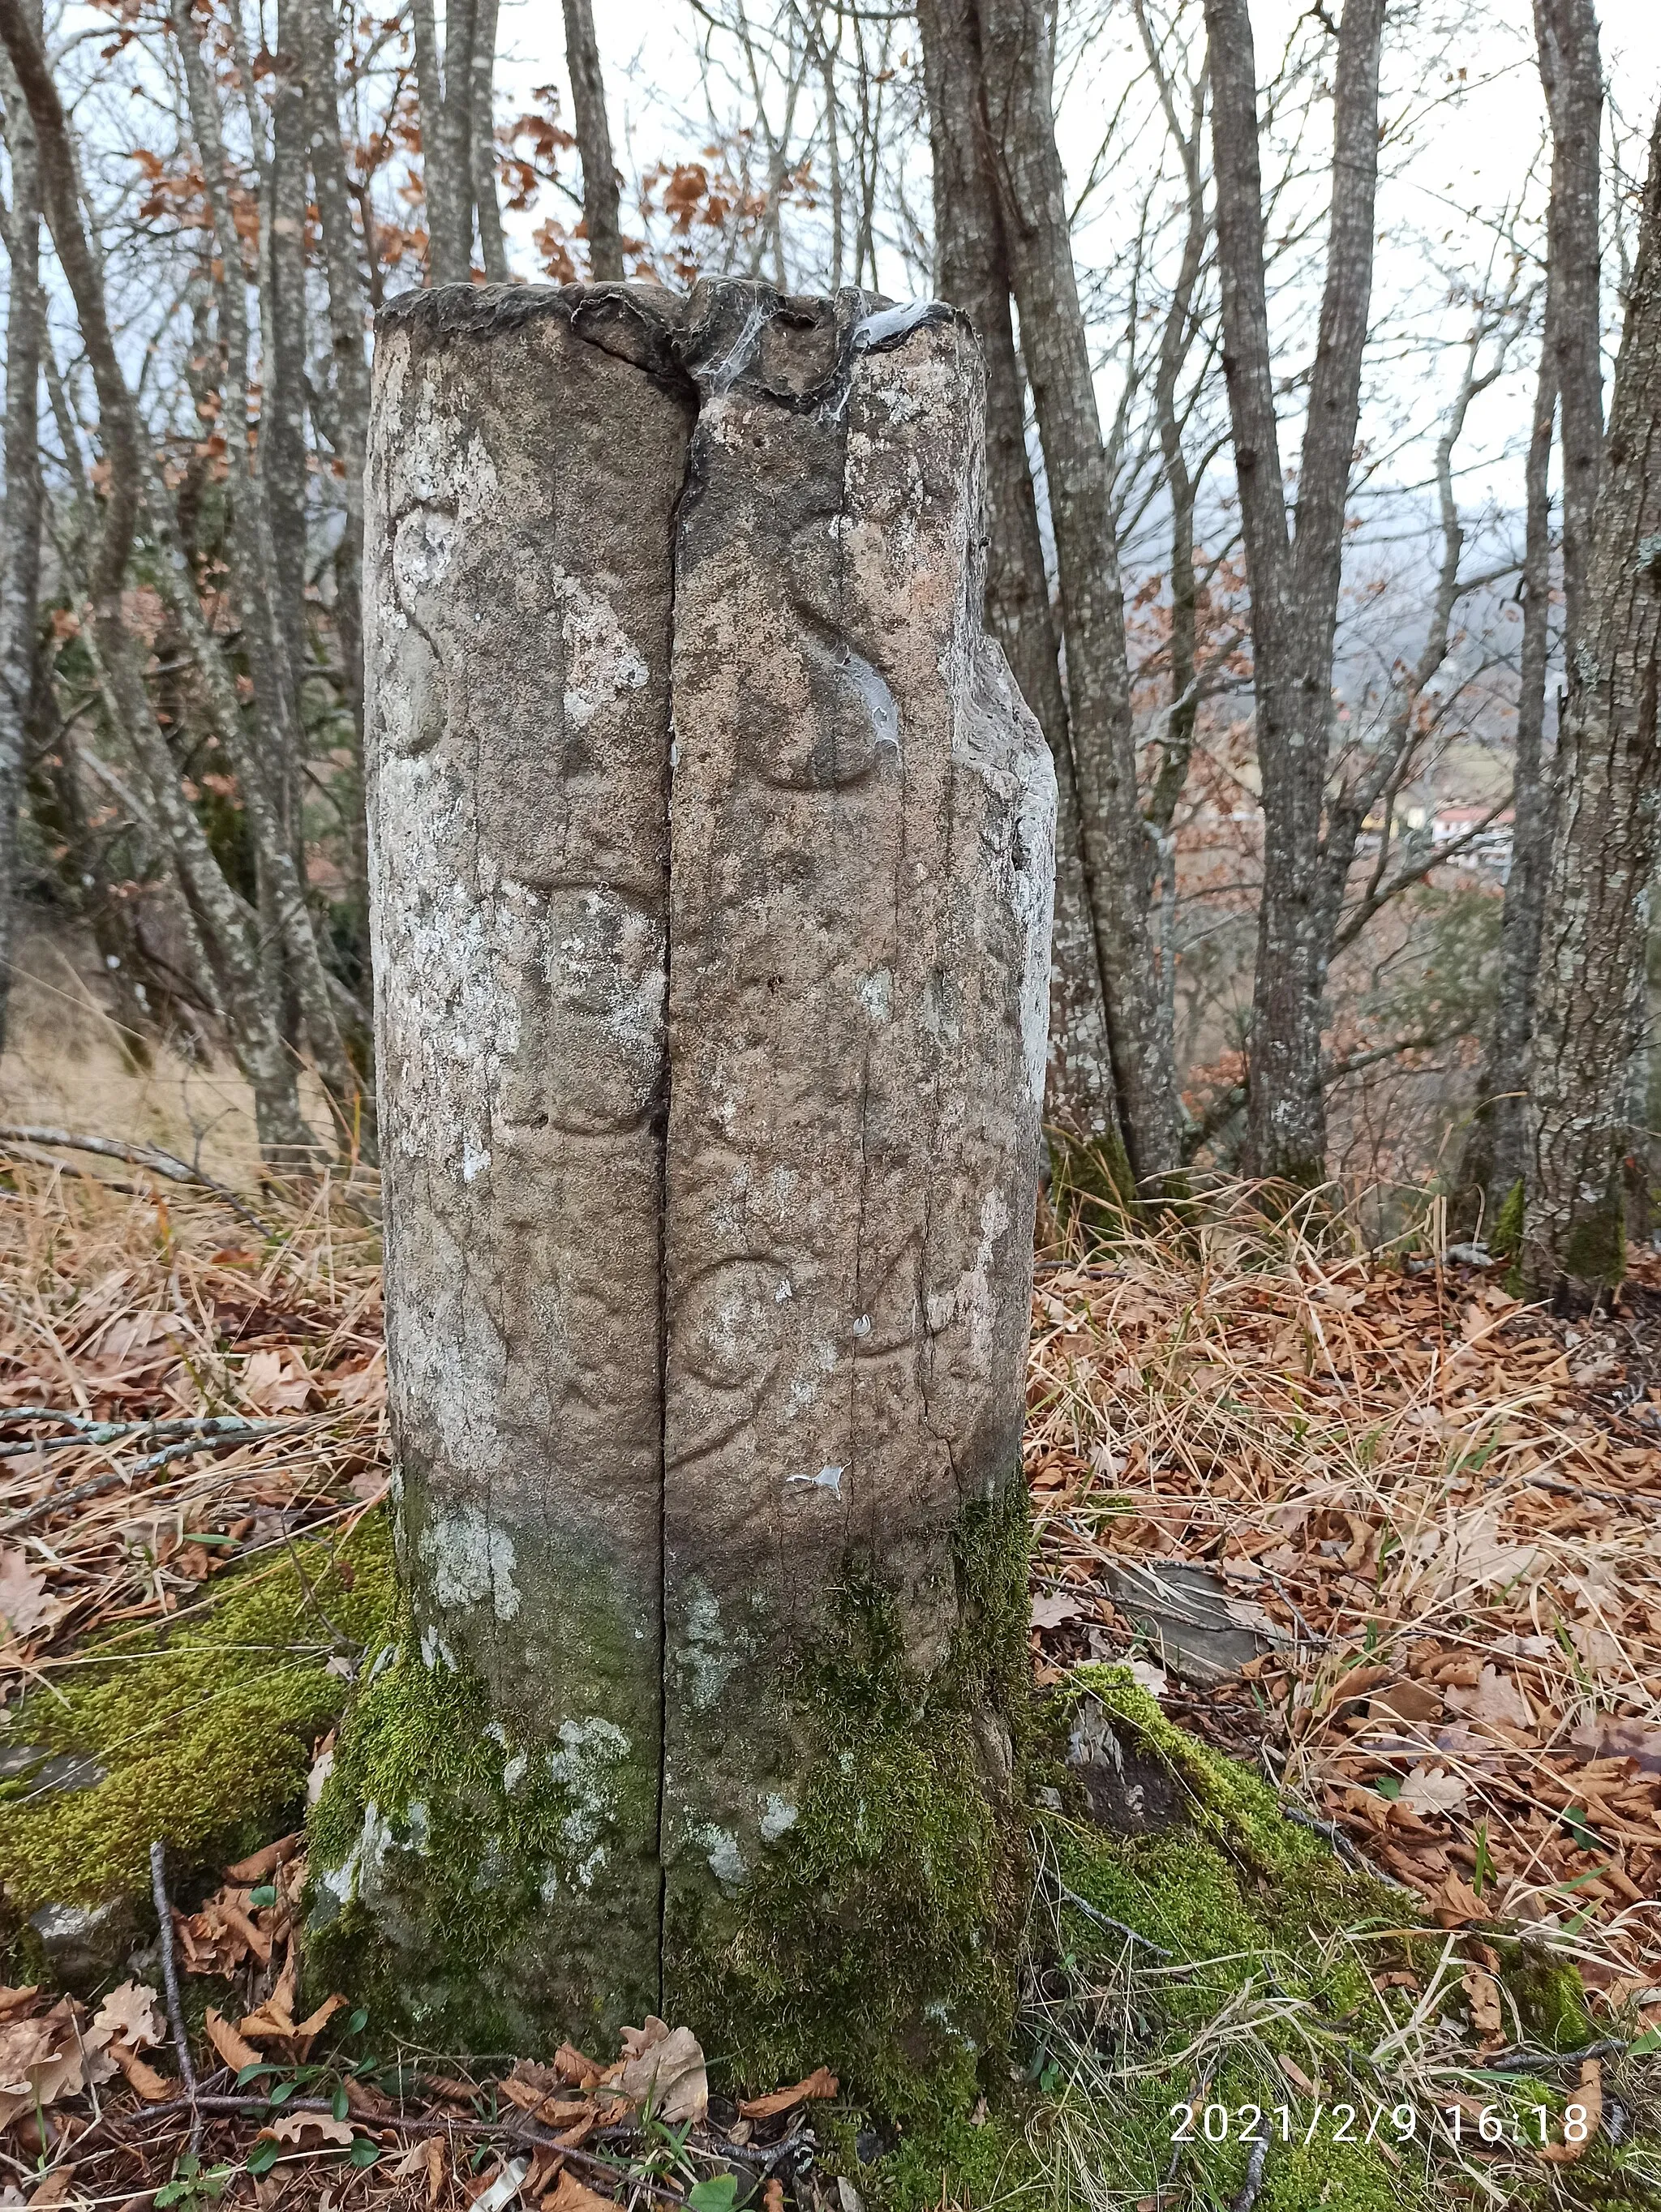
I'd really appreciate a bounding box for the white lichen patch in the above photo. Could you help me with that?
[545,1717,632,1889]
[323,1798,397,1908]
[418,1505,521,1622]
[676,1582,740,1713]
[552,568,650,731]
[758,1790,798,1844]
[702,1825,747,1885]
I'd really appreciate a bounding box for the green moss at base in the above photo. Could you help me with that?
[852,1667,1432,2212]
[0,1515,397,1927]
[666,1483,1035,2125]
[1491,1177,1526,1258]
[305,1627,662,2052]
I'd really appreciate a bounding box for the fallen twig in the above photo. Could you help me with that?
[94,2091,697,2204]
[1280,1805,1419,1897]
[0,1411,285,1455]
[148,1841,200,2153]
[1056,1882,1173,1959]
[0,1125,273,1238]
[0,1426,311,1536]
[1230,2130,1269,2212]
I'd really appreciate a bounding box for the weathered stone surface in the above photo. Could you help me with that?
[661,284,1054,1948]
[335,278,1054,2077]
[352,286,691,2031]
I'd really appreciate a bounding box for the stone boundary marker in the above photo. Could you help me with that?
[314,278,1055,2093]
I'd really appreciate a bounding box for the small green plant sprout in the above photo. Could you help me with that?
[153,2151,234,2207]
[686,2176,742,2212]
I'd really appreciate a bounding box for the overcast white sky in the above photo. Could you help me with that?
[487,0,1659,529]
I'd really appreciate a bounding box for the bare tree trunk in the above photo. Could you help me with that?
[915,0,1122,1162]
[1535,0,1603,664]
[0,0,314,1154]
[299,0,372,995]
[561,0,623,281]
[266,0,310,752]
[299,0,369,719]
[470,0,508,282]
[0,14,41,1055]
[973,0,1183,1188]
[172,0,360,1126]
[440,0,477,275]
[1526,101,1661,1306]
[412,0,467,284]
[1461,353,1557,1228]
[1134,9,1210,1092]
[1204,0,1384,1186]
[1455,1,1599,1237]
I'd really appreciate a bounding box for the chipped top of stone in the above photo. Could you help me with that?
[377,279,969,416]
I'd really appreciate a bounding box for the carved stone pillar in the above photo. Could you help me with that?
[313,281,1054,2103]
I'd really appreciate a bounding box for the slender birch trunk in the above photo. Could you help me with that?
[1535,0,1603,663]
[298,0,373,991]
[470,0,507,282]
[266,0,310,760]
[561,0,623,281]
[173,0,360,1125]
[0,0,319,1156]
[1461,352,1557,1230]
[1204,0,1384,1185]
[1526,101,1661,1305]
[412,0,468,284]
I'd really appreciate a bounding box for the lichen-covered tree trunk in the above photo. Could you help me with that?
[1525,103,1661,1305]
[316,280,1052,2095]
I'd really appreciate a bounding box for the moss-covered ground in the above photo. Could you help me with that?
[2,1522,1655,2210]
[851,1669,1661,2212]
[0,1514,397,1944]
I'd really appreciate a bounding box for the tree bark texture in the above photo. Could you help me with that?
[915,0,1121,1153]
[298,0,371,687]
[266,0,311,749]
[470,0,508,283]
[327,281,1049,2074]
[1461,351,1557,1225]
[562,0,623,282]
[409,0,469,285]
[1534,0,1603,666]
[973,0,1182,1186]
[174,0,360,1124]
[0,10,41,1055]
[1526,105,1661,1304]
[1204,0,1384,1185]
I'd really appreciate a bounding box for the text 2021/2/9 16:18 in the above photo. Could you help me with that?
[1169,2102,1592,2148]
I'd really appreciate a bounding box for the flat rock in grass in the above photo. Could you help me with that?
[28,1897,139,1995]
[1101,1561,1273,1686]
[0,1749,106,1794]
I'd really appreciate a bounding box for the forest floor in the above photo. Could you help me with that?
[0,1147,1657,2210]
